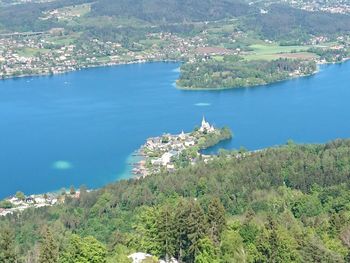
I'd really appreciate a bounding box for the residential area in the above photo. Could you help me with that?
[0,189,80,217]
[0,30,209,79]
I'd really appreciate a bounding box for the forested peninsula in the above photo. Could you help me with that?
[2,139,350,262]
[177,57,317,90]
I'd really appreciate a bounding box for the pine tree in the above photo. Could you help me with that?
[174,200,192,262]
[0,227,17,263]
[207,197,226,244]
[135,206,161,256]
[59,234,107,263]
[220,229,247,263]
[38,226,59,263]
[187,200,208,262]
[260,215,301,263]
[329,212,346,237]
[194,237,219,263]
[266,215,278,262]
[157,204,176,261]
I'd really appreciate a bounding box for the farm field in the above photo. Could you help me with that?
[244,44,318,61]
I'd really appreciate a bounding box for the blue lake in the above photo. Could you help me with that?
[0,61,349,198]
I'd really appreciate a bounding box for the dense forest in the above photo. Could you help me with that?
[243,4,350,42]
[2,139,350,262]
[90,0,252,23]
[1,0,349,42]
[0,0,93,31]
[177,57,317,89]
[0,0,253,33]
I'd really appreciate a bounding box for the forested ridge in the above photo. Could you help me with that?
[243,4,350,41]
[1,0,350,40]
[0,0,94,31]
[90,0,252,23]
[2,139,350,262]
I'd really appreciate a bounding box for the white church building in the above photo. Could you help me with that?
[199,116,215,133]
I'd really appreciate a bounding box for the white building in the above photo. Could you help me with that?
[128,252,179,263]
[128,252,154,263]
[199,117,215,133]
[179,130,186,140]
[161,152,173,166]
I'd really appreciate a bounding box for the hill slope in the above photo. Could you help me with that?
[2,139,350,262]
[90,0,252,23]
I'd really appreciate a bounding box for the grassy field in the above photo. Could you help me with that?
[243,43,317,61]
[250,44,311,53]
[17,47,50,57]
[45,33,81,46]
[206,23,236,34]
[211,55,225,62]
[139,38,166,48]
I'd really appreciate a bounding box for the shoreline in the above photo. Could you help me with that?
[0,59,181,81]
[0,122,232,216]
[175,70,319,91]
[175,58,350,91]
[175,57,350,91]
[2,56,349,89]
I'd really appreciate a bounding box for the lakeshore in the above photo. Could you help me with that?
[0,58,180,81]
[0,118,232,217]
[3,55,349,92]
[1,25,349,91]
[176,56,350,90]
[1,61,350,198]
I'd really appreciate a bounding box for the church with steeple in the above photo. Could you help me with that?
[199,116,215,133]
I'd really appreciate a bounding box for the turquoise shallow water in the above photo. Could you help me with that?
[0,61,349,198]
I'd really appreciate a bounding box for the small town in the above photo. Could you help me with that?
[251,0,350,15]
[0,30,209,79]
[132,117,232,177]
[290,0,350,14]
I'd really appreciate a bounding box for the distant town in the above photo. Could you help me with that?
[0,30,207,79]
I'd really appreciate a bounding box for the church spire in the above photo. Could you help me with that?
[202,116,206,125]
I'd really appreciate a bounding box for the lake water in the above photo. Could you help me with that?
[0,61,349,198]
